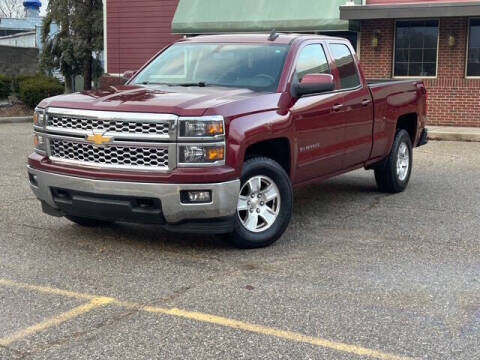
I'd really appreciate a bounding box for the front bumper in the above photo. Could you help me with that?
[28,167,240,232]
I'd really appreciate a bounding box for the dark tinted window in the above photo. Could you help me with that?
[394,20,438,77]
[467,19,480,77]
[295,44,330,81]
[329,43,360,89]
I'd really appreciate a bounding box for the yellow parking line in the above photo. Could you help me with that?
[0,297,113,346]
[137,305,413,360]
[0,278,95,300]
[0,279,414,360]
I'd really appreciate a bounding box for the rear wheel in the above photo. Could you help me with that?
[374,129,413,193]
[65,216,113,227]
[228,157,293,249]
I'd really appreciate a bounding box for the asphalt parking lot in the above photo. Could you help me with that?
[1,122,479,360]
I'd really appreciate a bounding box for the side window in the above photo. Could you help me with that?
[295,44,330,81]
[329,43,361,89]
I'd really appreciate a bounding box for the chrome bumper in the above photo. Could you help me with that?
[28,167,240,223]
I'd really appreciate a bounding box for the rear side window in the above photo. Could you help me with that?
[295,44,330,81]
[329,43,360,89]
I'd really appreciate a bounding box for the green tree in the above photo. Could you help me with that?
[41,0,103,91]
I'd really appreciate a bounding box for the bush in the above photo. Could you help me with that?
[12,74,35,94]
[0,74,12,98]
[18,76,64,108]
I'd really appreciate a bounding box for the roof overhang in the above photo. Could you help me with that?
[340,2,480,20]
[172,0,361,34]
[0,30,36,40]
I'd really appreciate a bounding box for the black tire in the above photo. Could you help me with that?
[227,157,293,249]
[374,129,413,193]
[65,215,113,227]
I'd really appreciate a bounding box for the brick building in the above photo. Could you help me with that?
[104,0,480,127]
[341,0,480,126]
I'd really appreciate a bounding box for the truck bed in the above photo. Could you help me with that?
[366,78,426,159]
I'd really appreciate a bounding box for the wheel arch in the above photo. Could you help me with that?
[396,113,418,145]
[243,137,292,177]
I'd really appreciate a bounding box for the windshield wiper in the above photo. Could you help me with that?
[140,81,173,86]
[175,82,208,87]
[140,81,210,87]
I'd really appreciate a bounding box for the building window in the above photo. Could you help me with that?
[329,43,361,89]
[394,20,439,77]
[467,19,480,77]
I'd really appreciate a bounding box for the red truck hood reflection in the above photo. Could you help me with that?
[38,85,266,117]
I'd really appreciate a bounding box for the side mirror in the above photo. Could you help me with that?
[293,74,335,97]
[122,70,135,81]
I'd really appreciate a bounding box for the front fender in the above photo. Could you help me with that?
[225,110,295,177]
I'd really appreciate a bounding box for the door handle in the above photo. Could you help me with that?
[361,99,371,106]
[332,104,343,112]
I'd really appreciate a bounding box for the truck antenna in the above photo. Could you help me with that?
[268,29,279,41]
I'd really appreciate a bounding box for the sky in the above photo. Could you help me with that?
[40,0,48,16]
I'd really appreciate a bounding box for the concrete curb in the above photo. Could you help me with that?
[0,116,32,124]
[428,127,480,142]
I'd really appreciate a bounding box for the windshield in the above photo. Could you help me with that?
[133,43,289,92]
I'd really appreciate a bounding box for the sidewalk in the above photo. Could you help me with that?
[428,126,480,142]
[0,116,32,124]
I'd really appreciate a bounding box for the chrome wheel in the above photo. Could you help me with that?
[237,175,281,233]
[396,142,410,181]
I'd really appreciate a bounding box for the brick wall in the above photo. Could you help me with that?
[106,0,181,74]
[359,19,394,78]
[360,17,480,127]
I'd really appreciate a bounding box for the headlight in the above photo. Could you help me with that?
[33,108,45,127]
[179,116,224,138]
[178,144,225,165]
[33,133,47,154]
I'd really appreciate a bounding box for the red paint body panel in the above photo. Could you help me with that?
[33,34,427,187]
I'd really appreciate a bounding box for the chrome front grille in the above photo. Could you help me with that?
[48,115,170,136]
[42,107,178,172]
[50,139,169,170]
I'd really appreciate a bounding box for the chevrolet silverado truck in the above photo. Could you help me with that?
[28,34,428,248]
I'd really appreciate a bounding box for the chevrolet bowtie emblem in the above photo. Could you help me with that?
[87,132,112,146]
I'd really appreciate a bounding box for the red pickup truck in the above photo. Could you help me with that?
[29,34,428,248]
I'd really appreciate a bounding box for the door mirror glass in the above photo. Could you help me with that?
[294,73,335,97]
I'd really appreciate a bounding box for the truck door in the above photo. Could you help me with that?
[327,43,374,168]
[290,43,346,183]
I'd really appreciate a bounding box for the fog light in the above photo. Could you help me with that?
[181,190,212,204]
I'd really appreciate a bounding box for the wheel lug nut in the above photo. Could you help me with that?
[251,194,255,198]
[256,208,260,213]
[257,194,262,198]
[249,208,254,213]
[260,201,264,206]
[247,201,251,205]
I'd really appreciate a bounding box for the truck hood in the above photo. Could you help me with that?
[38,84,279,117]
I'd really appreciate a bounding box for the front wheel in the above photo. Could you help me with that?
[374,129,413,193]
[228,157,293,249]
